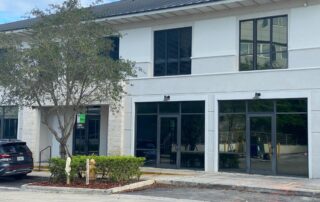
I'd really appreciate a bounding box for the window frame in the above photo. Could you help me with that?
[0,106,19,139]
[153,27,192,77]
[239,15,288,71]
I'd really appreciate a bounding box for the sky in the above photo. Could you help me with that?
[0,0,118,24]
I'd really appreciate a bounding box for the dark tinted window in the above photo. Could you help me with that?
[219,101,246,113]
[240,16,287,71]
[101,36,119,60]
[0,143,28,154]
[136,115,157,166]
[181,101,205,113]
[159,102,179,113]
[136,103,157,114]
[248,100,274,112]
[0,106,18,139]
[219,114,246,172]
[276,99,307,113]
[277,114,308,176]
[181,114,205,169]
[154,27,192,76]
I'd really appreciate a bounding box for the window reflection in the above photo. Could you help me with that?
[136,115,157,166]
[277,114,308,177]
[219,99,308,177]
[136,102,205,170]
[219,114,246,172]
[181,115,205,169]
[240,16,288,71]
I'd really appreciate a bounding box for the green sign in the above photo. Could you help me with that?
[77,114,86,124]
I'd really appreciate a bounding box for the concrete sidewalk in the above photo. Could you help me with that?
[28,169,320,197]
[141,168,320,198]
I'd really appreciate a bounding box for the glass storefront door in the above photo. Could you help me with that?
[158,116,179,168]
[73,107,100,155]
[248,115,275,175]
[135,101,205,170]
[219,99,308,177]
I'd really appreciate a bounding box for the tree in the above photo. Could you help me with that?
[0,0,136,158]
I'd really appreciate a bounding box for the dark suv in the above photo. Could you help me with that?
[0,140,33,178]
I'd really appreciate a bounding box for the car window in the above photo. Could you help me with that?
[1,145,17,154]
[0,144,28,154]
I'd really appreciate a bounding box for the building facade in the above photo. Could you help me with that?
[0,0,320,178]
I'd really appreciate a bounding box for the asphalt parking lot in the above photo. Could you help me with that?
[0,175,44,189]
[125,185,320,202]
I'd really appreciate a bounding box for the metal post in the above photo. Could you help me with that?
[86,159,89,185]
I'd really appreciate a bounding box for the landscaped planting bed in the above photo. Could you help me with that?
[32,156,145,189]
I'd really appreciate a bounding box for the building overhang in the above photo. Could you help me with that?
[103,0,288,25]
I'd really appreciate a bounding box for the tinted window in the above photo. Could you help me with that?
[101,36,120,60]
[248,100,274,112]
[181,114,205,169]
[159,102,180,113]
[219,114,246,172]
[136,115,157,166]
[219,101,246,113]
[0,106,18,139]
[0,144,28,154]
[240,16,288,71]
[181,101,205,113]
[136,103,157,114]
[154,27,192,76]
[276,99,307,113]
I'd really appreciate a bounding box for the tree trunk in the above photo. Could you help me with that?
[59,144,67,159]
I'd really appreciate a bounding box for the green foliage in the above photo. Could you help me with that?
[48,158,67,183]
[0,0,136,158]
[48,156,145,183]
[105,156,144,182]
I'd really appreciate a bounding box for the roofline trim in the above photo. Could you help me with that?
[102,0,245,21]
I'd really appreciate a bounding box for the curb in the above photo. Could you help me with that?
[21,179,155,195]
[110,180,155,193]
[156,180,320,198]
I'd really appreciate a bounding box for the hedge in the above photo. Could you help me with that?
[49,156,145,183]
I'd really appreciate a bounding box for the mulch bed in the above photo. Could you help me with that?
[31,180,132,189]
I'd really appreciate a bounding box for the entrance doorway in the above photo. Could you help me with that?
[135,101,205,170]
[247,115,275,175]
[219,99,308,177]
[73,107,101,155]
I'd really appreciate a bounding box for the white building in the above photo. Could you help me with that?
[0,0,319,178]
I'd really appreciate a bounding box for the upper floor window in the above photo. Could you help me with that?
[100,36,119,60]
[108,36,120,60]
[240,16,288,71]
[154,27,192,76]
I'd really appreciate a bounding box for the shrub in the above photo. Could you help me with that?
[48,156,145,183]
[107,156,145,182]
[48,158,66,183]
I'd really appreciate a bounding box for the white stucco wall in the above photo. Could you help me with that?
[115,2,320,178]
[18,108,41,163]
[13,1,320,178]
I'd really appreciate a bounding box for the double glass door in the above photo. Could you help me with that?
[73,115,100,155]
[158,116,180,168]
[247,115,275,175]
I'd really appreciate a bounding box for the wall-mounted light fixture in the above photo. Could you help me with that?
[253,92,261,99]
[164,95,170,102]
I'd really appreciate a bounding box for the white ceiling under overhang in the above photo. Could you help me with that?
[104,0,287,25]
